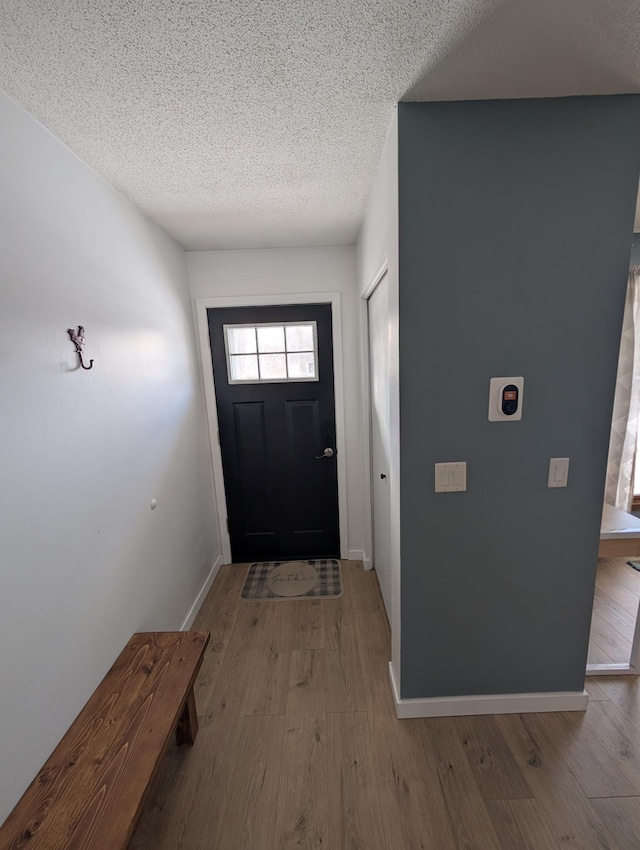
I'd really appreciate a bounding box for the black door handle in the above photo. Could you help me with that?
[380,473,386,480]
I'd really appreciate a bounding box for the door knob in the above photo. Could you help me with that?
[316,448,335,459]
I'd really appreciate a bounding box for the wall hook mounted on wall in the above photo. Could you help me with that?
[67,325,94,370]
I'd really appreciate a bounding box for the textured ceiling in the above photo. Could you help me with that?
[1,0,640,250]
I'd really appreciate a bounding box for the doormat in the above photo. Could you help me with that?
[241,560,342,600]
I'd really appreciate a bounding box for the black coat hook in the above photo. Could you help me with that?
[67,326,94,371]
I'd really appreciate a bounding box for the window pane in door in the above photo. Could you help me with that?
[227,326,257,354]
[259,353,287,379]
[257,326,285,353]
[285,324,314,352]
[287,352,316,379]
[224,321,318,383]
[229,354,259,381]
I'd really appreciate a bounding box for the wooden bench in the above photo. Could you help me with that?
[0,630,210,849]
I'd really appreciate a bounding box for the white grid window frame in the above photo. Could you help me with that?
[223,321,319,384]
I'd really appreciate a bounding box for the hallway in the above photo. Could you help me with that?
[130,561,640,849]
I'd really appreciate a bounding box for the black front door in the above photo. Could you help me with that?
[208,303,340,562]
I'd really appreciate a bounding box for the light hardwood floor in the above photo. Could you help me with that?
[588,557,640,665]
[130,560,640,850]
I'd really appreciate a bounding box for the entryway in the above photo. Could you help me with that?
[589,259,640,675]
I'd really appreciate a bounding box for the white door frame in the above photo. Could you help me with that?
[359,255,389,571]
[196,292,349,565]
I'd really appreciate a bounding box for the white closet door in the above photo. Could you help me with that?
[368,272,392,620]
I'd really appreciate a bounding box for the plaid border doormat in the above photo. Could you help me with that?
[241,559,343,600]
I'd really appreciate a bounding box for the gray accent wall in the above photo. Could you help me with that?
[631,234,640,266]
[398,97,640,699]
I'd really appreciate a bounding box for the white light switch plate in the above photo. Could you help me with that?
[548,457,569,488]
[435,462,467,493]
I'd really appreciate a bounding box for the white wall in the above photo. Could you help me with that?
[357,110,401,673]
[358,110,399,297]
[0,91,218,820]
[187,246,365,558]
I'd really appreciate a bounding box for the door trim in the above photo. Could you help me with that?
[196,292,349,565]
[360,255,389,571]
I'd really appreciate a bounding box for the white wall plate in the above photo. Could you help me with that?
[488,376,524,422]
[435,462,467,492]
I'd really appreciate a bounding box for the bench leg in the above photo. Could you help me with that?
[176,688,199,746]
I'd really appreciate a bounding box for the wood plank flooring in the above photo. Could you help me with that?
[130,560,640,850]
[588,557,640,665]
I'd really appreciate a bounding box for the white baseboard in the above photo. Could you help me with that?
[347,549,372,570]
[586,663,640,676]
[181,555,223,630]
[388,662,588,718]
